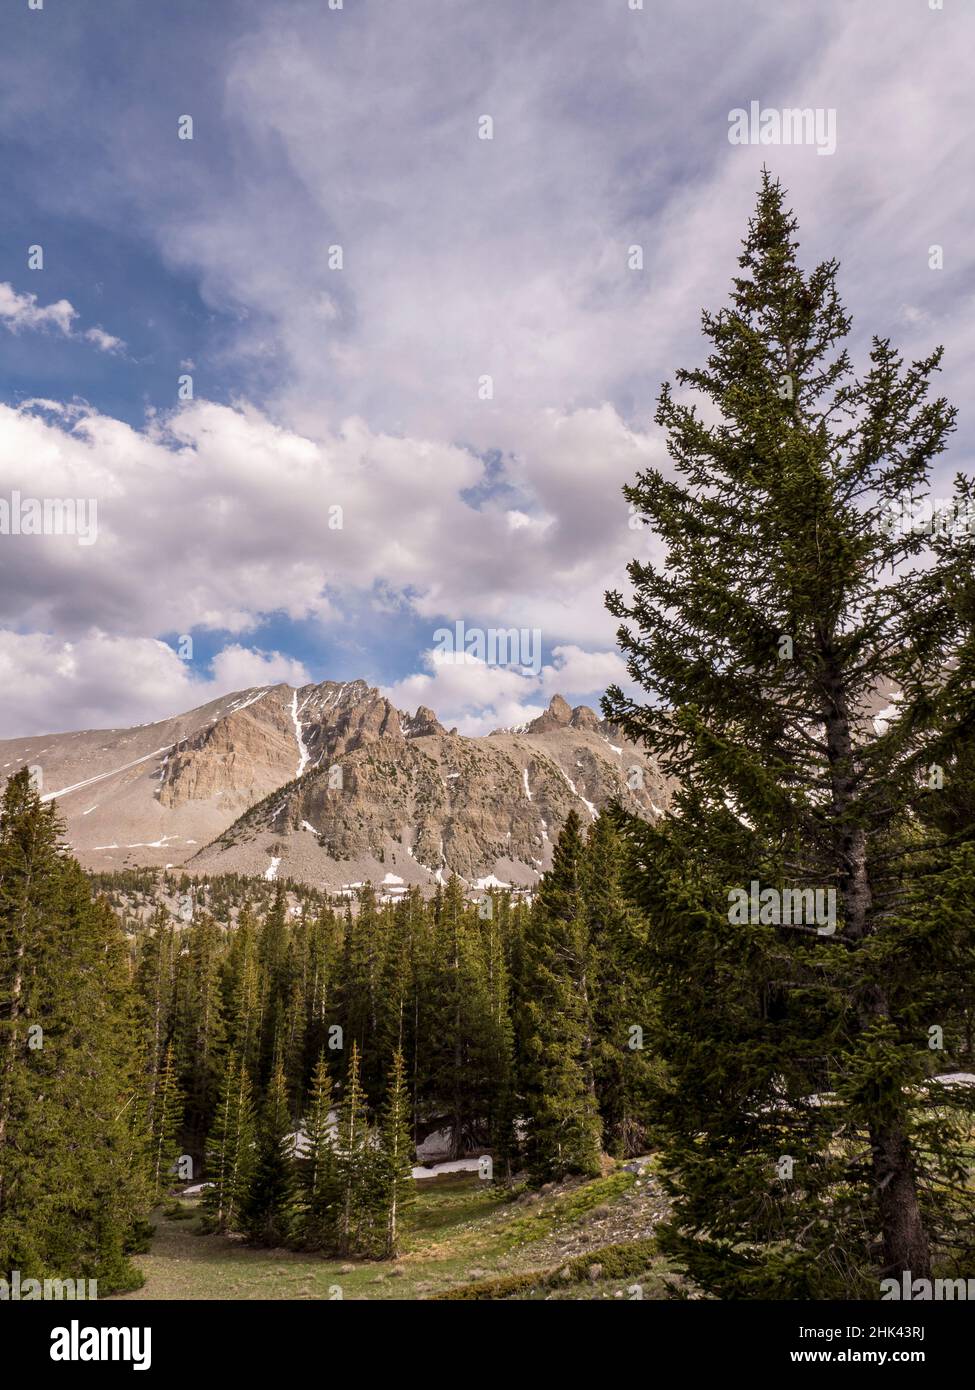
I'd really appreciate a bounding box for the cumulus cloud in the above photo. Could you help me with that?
[0,630,308,739]
[83,326,125,354]
[384,643,639,737]
[0,394,657,733]
[385,651,545,737]
[0,282,124,352]
[539,645,635,700]
[0,282,77,336]
[207,643,308,693]
[0,396,653,648]
[1,0,974,739]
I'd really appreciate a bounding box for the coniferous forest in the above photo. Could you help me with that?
[2,179,974,1309]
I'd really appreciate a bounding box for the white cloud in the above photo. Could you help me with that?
[384,642,638,736]
[208,643,307,693]
[0,281,76,336]
[84,326,125,353]
[125,0,971,466]
[0,395,653,651]
[385,651,543,737]
[2,0,975,740]
[0,281,125,354]
[0,630,308,739]
[540,645,634,700]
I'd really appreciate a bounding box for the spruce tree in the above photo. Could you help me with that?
[518,812,603,1183]
[0,771,149,1290]
[297,1050,340,1250]
[177,909,226,1151]
[302,906,340,1080]
[134,910,177,1085]
[335,1041,382,1256]
[223,904,261,1080]
[583,812,658,1157]
[242,1056,299,1245]
[481,900,518,1181]
[0,771,63,1222]
[256,886,291,1085]
[147,1039,185,1196]
[203,1052,256,1233]
[378,1049,415,1257]
[338,886,386,1098]
[604,172,971,1295]
[428,876,494,1158]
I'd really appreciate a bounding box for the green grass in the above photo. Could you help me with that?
[432,1237,660,1299]
[495,1171,637,1248]
[111,1168,671,1301]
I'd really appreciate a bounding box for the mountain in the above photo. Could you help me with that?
[0,682,670,891]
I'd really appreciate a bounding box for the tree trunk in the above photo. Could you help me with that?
[821,660,932,1280]
[872,1118,932,1278]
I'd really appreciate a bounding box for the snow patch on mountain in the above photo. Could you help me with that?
[291,689,310,779]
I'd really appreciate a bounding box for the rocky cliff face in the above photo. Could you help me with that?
[0,683,671,890]
[189,692,669,889]
[157,689,298,812]
[156,681,411,812]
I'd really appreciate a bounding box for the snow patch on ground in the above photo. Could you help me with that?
[522,767,533,801]
[264,856,282,881]
[412,1158,483,1179]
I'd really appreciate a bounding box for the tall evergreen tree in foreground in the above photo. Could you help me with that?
[0,770,148,1290]
[604,172,974,1296]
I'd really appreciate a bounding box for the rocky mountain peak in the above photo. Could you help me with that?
[402,705,445,739]
[569,704,600,731]
[526,694,573,734]
[0,674,671,889]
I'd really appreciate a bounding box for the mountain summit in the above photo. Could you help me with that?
[0,680,669,890]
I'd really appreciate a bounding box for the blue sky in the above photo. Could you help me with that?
[1,0,974,736]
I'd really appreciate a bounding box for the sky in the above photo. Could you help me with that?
[0,0,973,738]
